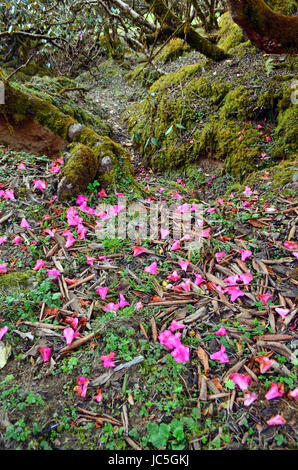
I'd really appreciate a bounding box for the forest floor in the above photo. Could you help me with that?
[0,54,297,451]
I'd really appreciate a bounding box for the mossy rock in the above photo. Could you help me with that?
[156,38,191,63]
[217,12,246,53]
[0,270,37,295]
[265,0,298,15]
[125,64,162,88]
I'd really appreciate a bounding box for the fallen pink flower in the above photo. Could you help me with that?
[267,415,286,426]
[224,286,245,302]
[46,269,61,280]
[242,201,251,207]
[135,302,143,310]
[98,189,107,197]
[283,241,298,250]
[0,263,7,274]
[145,262,158,275]
[243,186,253,197]
[178,260,190,272]
[177,279,191,292]
[119,293,130,308]
[76,195,88,206]
[230,373,252,392]
[158,330,182,350]
[210,344,229,364]
[17,163,26,170]
[132,246,147,256]
[63,327,79,345]
[93,389,103,402]
[255,355,275,373]
[20,218,30,228]
[288,388,298,401]
[86,255,96,266]
[239,272,253,285]
[265,383,284,400]
[170,320,185,332]
[3,189,15,200]
[177,203,189,214]
[13,236,22,245]
[33,259,46,271]
[65,317,79,331]
[77,223,87,240]
[258,293,273,306]
[0,326,8,340]
[224,275,239,286]
[0,236,7,245]
[101,351,116,368]
[33,179,47,191]
[39,347,51,363]
[239,249,252,261]
[75,376,90,398]
[194,273,205,286]
[215,251,226,263]
[102,302,119,313]
[275,307,290,320]
[207,207,215,213]
[244,392,258,407]
[171,240,181,251]
[96,286,108,300]
[167,271,180,282]
[160,228,170,240]
[171,344,190,362]
[215,326,227,336]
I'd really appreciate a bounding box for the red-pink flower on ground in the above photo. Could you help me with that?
[258,293,273,306]
[215,251,226,263]
[0,263,7,274]
[0,236,7,245]
[119,294,130,308]
[215,326,227,336]
[13,236,22,245]
[33,179,47,191]
[171,240,181,251]
[239,272,253,285]
[170,320,185,332]
[3,189,15,200]
[177,203,189,214]
[76,195,88,206]
[44,228,56,237]
[145,262,158,275]
[224,286,245,302]
[75,376,90,398]
[66,207,82,226]
[288,388,298,401]
[243,186,253,197]
[98,189,107,197]
[171,344,190,362]
[283,241,298,250]
[20,218,30,228]
[101,351,116,368]
[275,307,290,320]
[0,326,8,340]
[224,275,239,286]
[230,373,252,392]
[46,269,61,280]
[93,388,103,402]
[17,163,26,170]
[239,249,252,261]
[177,279,191,292]
[63,327,80,345]
[194,273,205,286]
[109,204,125,216]
[102,302,119,313]
[267,415,286,426]
[167,271,180,282]
[210,344,229,364]
[135,302,143,310]
[255,355,275,373]
[178,260,190,272]
[132,246,146,256]
[157,187,164,193]
[202,229,211,238]
[265,383,284,400]
[173,192,183,200]
[158,330,182,350]
[33,259,46,271]
[160,228,170,240]
[242,201,251,207]
[244,392,258,407]
[65,317,79,330]
[77,223,87,240]
[39,347,51,363]
[49,165,60,174]
[96,286,108,300]
[62,230,75,249]
[86,255,96,266]
[207,207,215,213]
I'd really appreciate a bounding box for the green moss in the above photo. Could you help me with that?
[265,0,298,15]
[0,270,36,294]
[125,64,161,88]
[157,38,191,63]
[273,91,298,160]
[217,13,246,52]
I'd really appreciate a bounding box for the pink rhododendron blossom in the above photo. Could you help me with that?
[17,163,26,170]
[258,293,273,305]
[145,262,158,275]
[160,228,170,239]
[158,330,181,350]
[167,271,180,282]
[33,259,46,271]
[202,229,211,238]
[46,269,61,280]
[242,201,251,207]
[63,327,79,345]
[215,251,226,263]
[0,326,8,340]
[86,255,96,265]
[239,272,253,285]
[267,415,286,426]
[170,320,185,332]
[33,179,47,191]
[255,355,275,373]
[171,344,190,362]
[75,377,90,398]
[39,347,51,363]
[3,189,15,200]
[132,246,146,256]
[109,204,125,216]
[77,223,87,240]
[288,388,298,401]
[207,207,215,213]
[178,260,190,272]
[265,383,284,400]
[194,273,205,286]
[20,218,30,228]
[173,192,183,200]
[177,203,189,214]
[44,228,56,237]
[102,302,119,313]
[135,302,143,310]
[65,317,79,331]
[244,392,258,407]
[63,230,76,248]
[177,279,191,292]
[13,236,22,245]
[96,286,108,300]
[243,186,253,197]
[0,263,7,274]
[98,189,107,197]
[283,241,298,250]
[101,351,116,368]
[224,286,245,302]
[239,249,252,261]
[224,275,239,286]
[66,208,82,226]
[119,294,130,308]
[76,195,88,206]
[230,373,252,392]
[210,344,229,364]
[215,326,227,336]
[171,240,181,251]
[93,389,103,402]
[157,187,164,193]
[49,165,60,174]
[0,236,7,245]
[275,307,290,320]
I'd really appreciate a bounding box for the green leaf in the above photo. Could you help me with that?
[224,379,235,390]
[175,123,185,130]
[165,125,173,136]
[151,137,159,147]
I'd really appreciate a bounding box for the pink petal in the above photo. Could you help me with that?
[101,351,115,368]
[230,373,252,392]
[132,246,146,256]
[267,415,286,426]
[96,286,108,300]
[171,344,190,362]
[144,262,158,275]
[39,346,51,363]
[244,392,258,407]
[33,259,46,271]
[265,383,284,400]
[0,263,7,274]
[0,326,8,340]
[178,260,190,272]
[170,320,185,332]
[215,326,227,336]
[210,344,229,364]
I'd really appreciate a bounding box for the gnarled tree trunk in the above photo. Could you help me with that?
[226,0,298,53]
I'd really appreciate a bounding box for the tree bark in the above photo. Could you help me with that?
[226,0,298,54]
[143,0,228,61]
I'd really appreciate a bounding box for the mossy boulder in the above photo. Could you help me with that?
[157,38,191,63]
[265,0,298,15]
[217,12,246,53]
[0,270,37,295]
